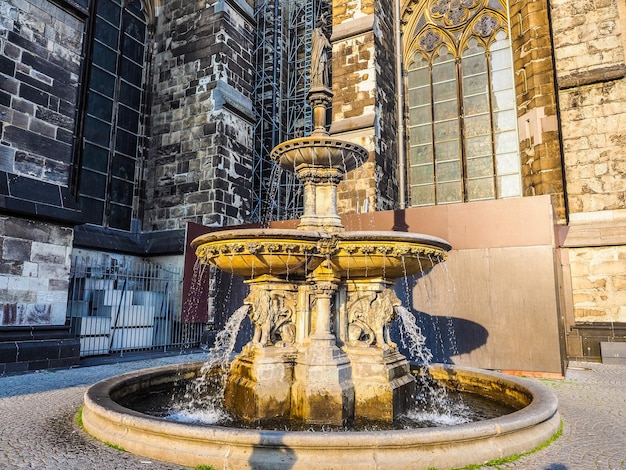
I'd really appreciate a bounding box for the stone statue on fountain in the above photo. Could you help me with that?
[311,14,331,90]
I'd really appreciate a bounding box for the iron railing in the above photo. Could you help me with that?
[67,257,203,357]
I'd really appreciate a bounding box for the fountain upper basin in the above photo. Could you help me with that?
[191,228,328,277]
[333,231,450,278]
[192,228,451,280]
[270,136,369,172]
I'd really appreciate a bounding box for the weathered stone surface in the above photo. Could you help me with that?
[144,0,255,231]
[569,246,626,322]
[0,0,82,188]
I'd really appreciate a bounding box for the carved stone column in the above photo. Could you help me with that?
[290,265,355,425]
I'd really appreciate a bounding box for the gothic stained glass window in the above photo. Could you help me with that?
[405,0,521,206]
[78,0,147,230]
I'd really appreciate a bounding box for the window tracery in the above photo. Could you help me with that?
[402,0,521,206]
[78,0,149,230]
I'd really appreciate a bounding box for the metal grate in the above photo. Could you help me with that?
[67,257,203,357]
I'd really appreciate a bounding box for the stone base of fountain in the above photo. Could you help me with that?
[82,362,560,470]
[346,347,415,421]
[224,344,296,421]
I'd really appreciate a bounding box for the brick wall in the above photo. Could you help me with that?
[143,0,255,230]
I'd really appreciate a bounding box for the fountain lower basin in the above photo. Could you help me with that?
[82,362,560,470]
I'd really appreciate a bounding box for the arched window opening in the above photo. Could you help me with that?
[405,0,521,207]
[79,0,148,230]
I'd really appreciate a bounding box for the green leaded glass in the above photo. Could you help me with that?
[406,0,521,206]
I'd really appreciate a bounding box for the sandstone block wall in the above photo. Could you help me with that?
[332,0,399,215]
[568,246,626,322]
[508,0,565,221]
[552,0,626,215]
[143,0,255,230]
[552,0,626,327]
[0,216,73,326]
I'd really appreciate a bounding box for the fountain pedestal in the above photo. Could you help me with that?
[345,347,415,421]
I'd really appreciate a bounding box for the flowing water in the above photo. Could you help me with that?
[164,304,250,425]
[119,302,516,430]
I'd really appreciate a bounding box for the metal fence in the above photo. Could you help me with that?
[67,257,204,357]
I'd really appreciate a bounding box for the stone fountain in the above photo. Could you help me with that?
[189,82,450,427]
[81,40,560,469]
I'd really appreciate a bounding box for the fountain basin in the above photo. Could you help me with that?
[271,136,369,173]
[332,231,451,278]
[82,362,560,470]
[192,229,329,277]
[192,229,451,281]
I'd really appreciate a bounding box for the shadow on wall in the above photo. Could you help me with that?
[391,310,489,365]
[393,276,489,364]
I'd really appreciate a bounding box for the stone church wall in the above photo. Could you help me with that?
[0,0,84,337]
[331,0,399,215]
[508,0,565,221]
[143,0,256,231]
[552,0,626,327]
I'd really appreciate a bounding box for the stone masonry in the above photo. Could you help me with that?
[507,0,565,221]
[568,246,626,322]
[0,0,82,186]
[0,216,73,327]
[143,0,256,230]
[0,0,83,330]
[552,0,626,325]
[332,0,399,215]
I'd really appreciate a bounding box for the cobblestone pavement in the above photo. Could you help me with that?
[0,356,624,469]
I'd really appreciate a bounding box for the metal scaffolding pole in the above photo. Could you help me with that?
[251,0,330,224]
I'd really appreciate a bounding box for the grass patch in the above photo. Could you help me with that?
[195,466,216,470]
[77,406,126,453]
[455,421,563,469]
[76,407,83,428]
[104,441,126,452]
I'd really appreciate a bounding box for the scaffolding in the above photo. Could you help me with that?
[251,0,330,224]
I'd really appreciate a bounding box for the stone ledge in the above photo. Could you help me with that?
[73,225,186,255]
[562,210,626,247]
[558,63,626,89]
[329,113,375,135]
[331,15,375,42]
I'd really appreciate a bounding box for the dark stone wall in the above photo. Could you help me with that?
[143,0,256,230]
[0,0,84,224]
